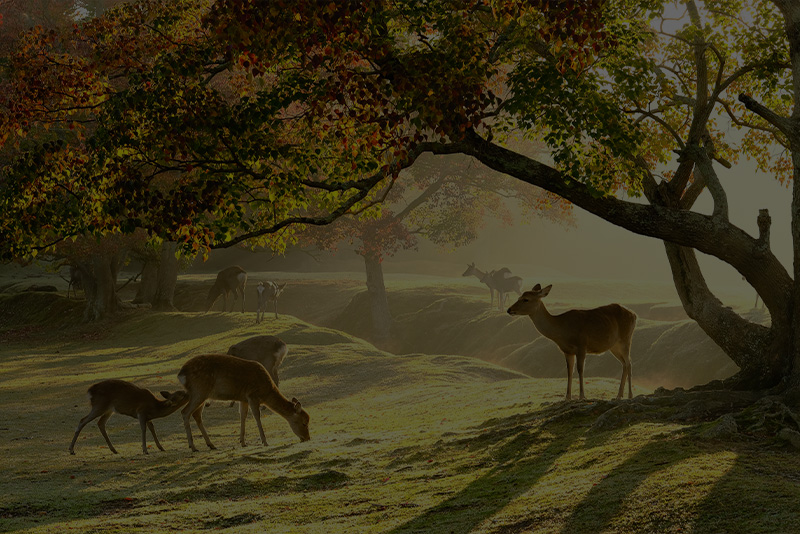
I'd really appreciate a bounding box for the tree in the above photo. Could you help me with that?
[304,152,570,345]
[44,234,131,321]
[130,239,183,310]
[3,0,800,390]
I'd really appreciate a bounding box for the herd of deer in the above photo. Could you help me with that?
[69,262,638,455]
[204,265,287,321]
[70,335,309,455]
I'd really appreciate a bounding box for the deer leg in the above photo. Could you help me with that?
[564,353,575,400]
[192,405,216,450]
[274,300,278,319]
[239,401,249,447]
[610,346,632,400]
[240,287,245,313]
[248,396,269,446]
[181,402,199,452]
[576,348,587,400]
[96,412,118,454]
[147,421,165,452]
[182,399,212,452]
[137,413,150,454]
[69,407,106,454]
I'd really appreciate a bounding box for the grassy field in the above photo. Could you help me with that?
[2,281,800,533]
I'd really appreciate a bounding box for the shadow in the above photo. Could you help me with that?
[386,409,613,534]
[557,438,697,534]
[692,444,800,533]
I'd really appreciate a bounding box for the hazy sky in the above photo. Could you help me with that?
[395,154,792,298]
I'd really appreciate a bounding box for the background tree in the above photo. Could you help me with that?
[130,239,184,311]
[304,152,570,345]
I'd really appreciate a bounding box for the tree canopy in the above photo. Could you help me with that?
[5,0,800,387]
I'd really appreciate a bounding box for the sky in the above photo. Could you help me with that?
[386,153,792,301]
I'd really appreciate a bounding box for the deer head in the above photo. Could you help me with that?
[287,397,311,442]
[507,283,552,315]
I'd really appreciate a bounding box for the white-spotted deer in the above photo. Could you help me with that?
[256,281,287,322]
[228,335,288,387]
[206,266,247,312]
[69,379,189,455]
[507,284,637,400]
[177,354,310,451]
[463,263,523,310]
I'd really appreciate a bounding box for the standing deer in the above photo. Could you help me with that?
[462,263,523,310]
[228,335,288,387]
[178,354,310,451]
[256,281,287,322]
[69,379,189,455]
[507,284,637,400]
[206,266,247,312]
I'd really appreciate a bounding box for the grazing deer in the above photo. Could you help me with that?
[177,354,310,451]
[256,281,287,322]
[69,379,189,455]
[206,266,247,312]
[228,335,288,387]
[462,263,523,310]
[507,284,637,400]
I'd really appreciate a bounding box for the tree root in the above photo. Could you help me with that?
[537,386,800,446]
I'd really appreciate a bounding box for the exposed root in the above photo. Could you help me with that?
[536,386,800,446]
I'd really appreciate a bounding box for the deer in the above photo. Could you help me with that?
[462,263,523,310]
[256,281,287,322]
[507,284,637,400]
[228,335,288,387]
[69,379,189,455]
[177,354,310,451]
[205,266,247,313]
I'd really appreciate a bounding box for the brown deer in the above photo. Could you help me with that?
[177,354,310,451]
[206,266,247,312]
[69,379,189,455]
[256,281,287,322]
[228,335,288,387]
[507,284,637,400]
[462,263,523,310]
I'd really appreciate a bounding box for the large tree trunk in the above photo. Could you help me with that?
[363,253,392,345]
[152,241,179,310]
[664,243,787,389]
[78,252,122,321]
[133,241,179,310]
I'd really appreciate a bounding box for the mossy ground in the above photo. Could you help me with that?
[1,276,798,533]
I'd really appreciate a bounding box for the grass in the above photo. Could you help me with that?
[1,278,799,533]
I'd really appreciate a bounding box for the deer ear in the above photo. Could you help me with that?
[159,391,171,399]
[279,283,287,289]
[540,284,552,296]
[292,397,302,412]
[532,283,541,291]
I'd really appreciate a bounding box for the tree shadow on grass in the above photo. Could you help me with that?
[386,408,616,534]
[555,437,699,534]
[691,444,800,533]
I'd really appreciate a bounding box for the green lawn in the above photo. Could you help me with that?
[1,303,799,533]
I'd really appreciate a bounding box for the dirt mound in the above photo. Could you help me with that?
[0,292,83,338]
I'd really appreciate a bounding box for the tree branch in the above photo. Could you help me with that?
[424,130,792,314]
[739,94,796,141]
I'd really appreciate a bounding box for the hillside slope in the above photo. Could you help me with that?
[1,308,799,533]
